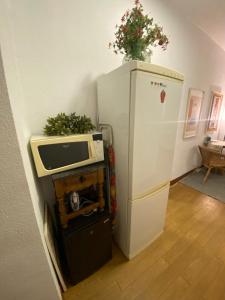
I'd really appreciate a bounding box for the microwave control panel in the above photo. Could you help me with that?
[93,133,104,162]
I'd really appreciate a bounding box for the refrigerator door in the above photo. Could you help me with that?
[128,183,169,259]
[129,70,183,200]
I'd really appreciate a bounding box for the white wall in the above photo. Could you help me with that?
[1,0,225,181]
[1,2,225,297]
[151,1,225,178]
[218,105,225,140]
[0,50,61,300]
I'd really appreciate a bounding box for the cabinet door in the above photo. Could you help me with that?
[64,216,112,285]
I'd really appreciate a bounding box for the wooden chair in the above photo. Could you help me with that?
[198,145,225,183]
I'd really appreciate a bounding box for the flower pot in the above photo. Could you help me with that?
[122,49,152,64]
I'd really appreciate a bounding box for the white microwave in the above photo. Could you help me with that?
[30,133,104,177]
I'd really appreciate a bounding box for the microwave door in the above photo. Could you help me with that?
[38,141,91,170]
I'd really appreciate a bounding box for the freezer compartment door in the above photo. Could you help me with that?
[129,70,183,199]
[128,183,169,259]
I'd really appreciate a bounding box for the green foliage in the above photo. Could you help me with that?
[109,0,169,61]
[44,112,95,136]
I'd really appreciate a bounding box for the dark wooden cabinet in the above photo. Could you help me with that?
[60,211,112,285]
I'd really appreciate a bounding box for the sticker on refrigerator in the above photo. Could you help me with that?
[160,90,166,103]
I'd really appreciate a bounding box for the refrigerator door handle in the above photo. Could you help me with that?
[132,181,170,202]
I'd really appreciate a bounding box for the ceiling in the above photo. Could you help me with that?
[167,0,225,52]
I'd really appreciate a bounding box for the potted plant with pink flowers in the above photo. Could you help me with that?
[109,0,169,62]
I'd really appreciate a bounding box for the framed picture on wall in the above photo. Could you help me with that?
[183,88,204,138]
[206,91,223,132]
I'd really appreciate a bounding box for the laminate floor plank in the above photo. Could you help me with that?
[135,242,203,299]
[157,276,190,300]
[121,258,169,300]
[203,263,225,300]
[180,256,223,300]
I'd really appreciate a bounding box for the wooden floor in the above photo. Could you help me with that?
[63,183,225,300]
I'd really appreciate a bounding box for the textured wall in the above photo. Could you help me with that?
[0,50,61,300]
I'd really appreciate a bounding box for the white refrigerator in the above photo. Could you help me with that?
[97,61,184,259]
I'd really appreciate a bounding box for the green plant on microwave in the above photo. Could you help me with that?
[44,113,95,136]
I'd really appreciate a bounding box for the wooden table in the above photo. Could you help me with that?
[211,140,225,147]
[209,140,225,153]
